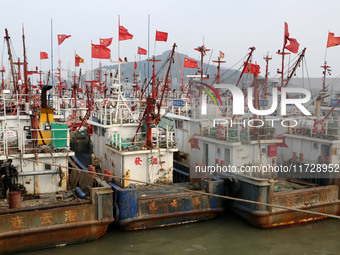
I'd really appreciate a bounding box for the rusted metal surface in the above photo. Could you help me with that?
[230,184,340,228]
[112,179,225,230]
[271,185,338,211]
[0,187,114,254]
[8,192,21,209]
[231,201,340,228]
[119,210,221,231]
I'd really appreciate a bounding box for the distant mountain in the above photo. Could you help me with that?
[99,50,254,89]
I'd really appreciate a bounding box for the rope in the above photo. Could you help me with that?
[11,155,340,220]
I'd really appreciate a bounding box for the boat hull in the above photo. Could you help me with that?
[111,179,225,231]
[224,174,340,228]
[0,187,114,254]
[231,201,340,228]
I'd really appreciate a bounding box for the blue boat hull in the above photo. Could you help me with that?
[110,179,225,230]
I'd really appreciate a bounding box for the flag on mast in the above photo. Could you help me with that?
[155,31,168,42]
[219,51,225,59]
[40,52,48,59]
[75,54,84,66]
[327,32,340,48]
[283,22,300,53]
[100,38,113,47]
[184,58,198,68]
[91,44,111,59]
[138,47,147,55]
[119,26,133,41]
[57,34,71,45]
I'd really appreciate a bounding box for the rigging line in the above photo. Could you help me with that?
[325,73,340,90]
[1,38,5,68]
[211,52,248,86]
[205,49,213,75]
[173,53,181,91]
[303,57,312,92]
[272,51,301,80]
[10,155,340,221]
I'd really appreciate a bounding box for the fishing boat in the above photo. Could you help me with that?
[0,28,114,254]
[88,44,225,230]
[170,30,340,228]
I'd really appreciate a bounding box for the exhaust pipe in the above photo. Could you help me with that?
[41,85,52,108]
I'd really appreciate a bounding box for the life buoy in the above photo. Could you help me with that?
[80,101,86,107]
[216,124,225,140]
[313,120,324,134]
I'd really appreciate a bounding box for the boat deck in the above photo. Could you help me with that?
[137,182,198,197]
[0,190,89,210]
[274,179,317,192]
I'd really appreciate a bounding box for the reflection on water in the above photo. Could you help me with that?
[19,214,340,255]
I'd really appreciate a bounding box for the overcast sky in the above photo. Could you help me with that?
[1,0,340,82]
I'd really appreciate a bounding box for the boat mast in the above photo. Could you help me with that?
[157,43,177,121]
[263,53,272,99]
[321,62,330,94]
[4,29,17,93]
[235,47,255,87]
[22,25,30,103]
[283,48,306,87]
[212,55,226,94]
[0,67,4,90]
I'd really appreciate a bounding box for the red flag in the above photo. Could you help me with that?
[285,38,300,53]
[75,54,84,66]
[327,32,340,48]
[244,62,260,77]
[40,52,48,60]
[134,61,137,70]
[138,47,147,55]
[184,58,198,68]
[119,58,123,62]
[58,34,71,45]
[100,38,113,47]
[155,31,168,42]
[91,44,111,59]
[284,22,290,45]
[119,26,133,41]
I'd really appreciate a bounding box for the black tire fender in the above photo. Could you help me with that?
[224,176,240,197]
[113,203,120,222]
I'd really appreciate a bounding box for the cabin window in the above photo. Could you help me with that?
[101,128,106,137]
[45,164,51,170]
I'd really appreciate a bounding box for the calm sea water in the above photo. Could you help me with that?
[19,214,340,255]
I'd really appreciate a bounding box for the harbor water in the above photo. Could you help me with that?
[19,213,340,255]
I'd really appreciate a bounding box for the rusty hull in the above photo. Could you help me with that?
[231,185,340,228]
[119,209,222,231]
[0,187,114,254]
[112,179,225,230]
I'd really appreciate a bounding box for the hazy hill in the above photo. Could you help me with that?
[99,50,254,89]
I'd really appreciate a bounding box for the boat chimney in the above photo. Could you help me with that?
[41,85,52,108]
